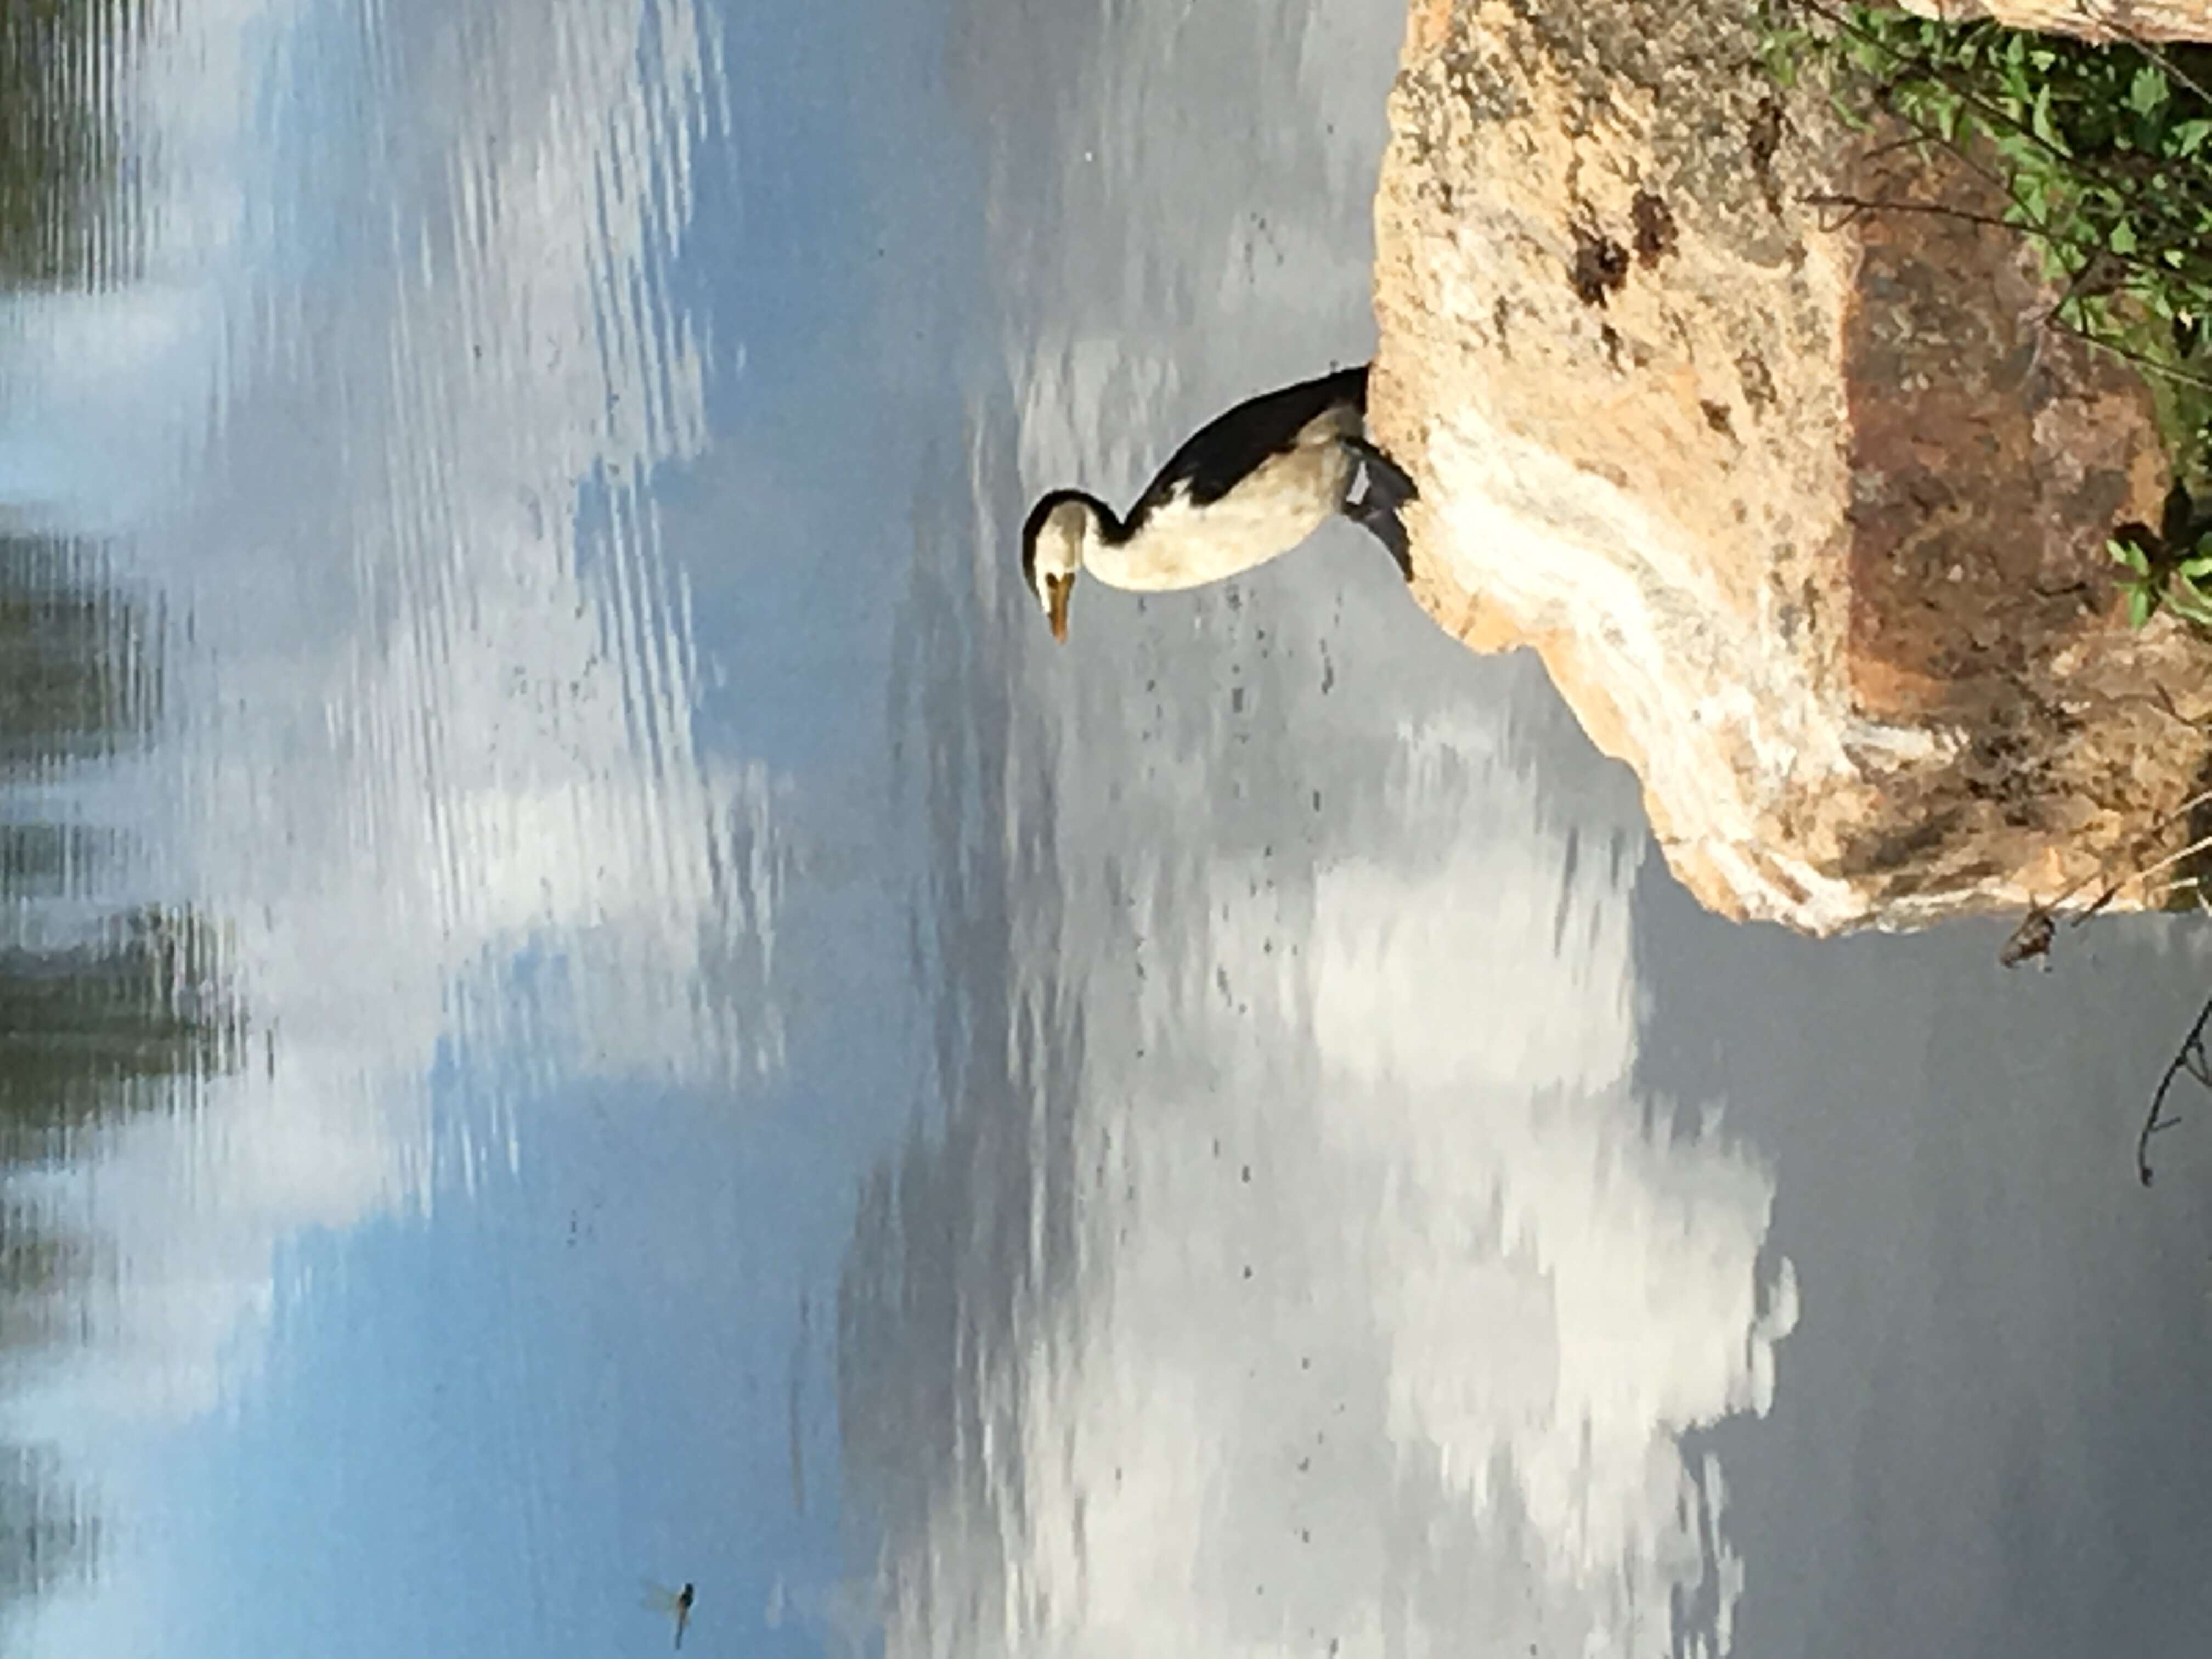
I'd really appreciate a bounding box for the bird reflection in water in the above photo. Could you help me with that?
[642,1580,695,1649]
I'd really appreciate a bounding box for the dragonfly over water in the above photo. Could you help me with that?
[642,1581,696,1649]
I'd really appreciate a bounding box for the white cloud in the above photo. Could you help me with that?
[874,712,1795,1659]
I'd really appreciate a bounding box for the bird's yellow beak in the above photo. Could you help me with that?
[1047,575,1072,642]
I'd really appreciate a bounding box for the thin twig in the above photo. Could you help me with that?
[2078,828,2212,922]
[2074,0,2212,107]
[2072,789,2212,921]
[2091,787,2212,898]
[2004,786,2212,967]
[2111,827,2212,899]
[1795,0,2212,327]
[1801,190,2022,233]
[1801,189,2176,296]
[1822,97,2203,324]
[2138,984,2212,1184]
[1854,131,1942,170]
[1794,0,2163,198]
[2047,315,2212,392]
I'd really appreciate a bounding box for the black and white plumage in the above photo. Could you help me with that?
[1019,364,1417,641]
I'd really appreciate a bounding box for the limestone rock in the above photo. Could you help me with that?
[1894,0,2212,43]
[1369,0,2212,933]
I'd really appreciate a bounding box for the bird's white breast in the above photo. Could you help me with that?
[1088,410,1358,592]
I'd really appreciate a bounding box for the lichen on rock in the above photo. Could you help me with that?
[1369,0,2212,933]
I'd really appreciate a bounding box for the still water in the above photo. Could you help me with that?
[3,1,2209,1656]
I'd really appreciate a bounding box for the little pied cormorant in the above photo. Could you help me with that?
[1019,363,1417,641]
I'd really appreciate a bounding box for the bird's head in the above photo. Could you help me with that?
[1020,490,1105,643]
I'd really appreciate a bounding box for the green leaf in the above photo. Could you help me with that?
[2130,584,2158,629]
[2130,66,2170,118]
[2111,538,2152,574]
[2180,555,2212,580]
[2169,585,2212,627]
[2175,120,2212,158]
[2111,219,2140,255]
[2031,84,2068,154]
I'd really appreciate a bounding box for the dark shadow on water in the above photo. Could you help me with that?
[0,0,149,290]
[0,525,241,1644]
[0,8,162,1626]
[0,536,161,770]
[0,1441,101,1643]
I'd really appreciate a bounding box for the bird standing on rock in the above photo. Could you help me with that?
[1019,363,1418,641]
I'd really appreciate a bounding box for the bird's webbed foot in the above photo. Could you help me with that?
[1339,437,1418,582]
[1341,436,1417,509]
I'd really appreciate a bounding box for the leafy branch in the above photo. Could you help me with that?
[1762,1,2212,489]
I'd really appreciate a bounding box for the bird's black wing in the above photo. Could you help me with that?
[1129,364,1368,520]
